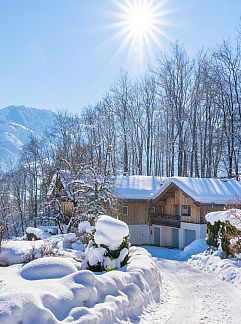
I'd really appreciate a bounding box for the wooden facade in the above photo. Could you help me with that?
[49,174,240,228]
[118,183,240,227]
[153,184,203,224]
[118,199,150,225]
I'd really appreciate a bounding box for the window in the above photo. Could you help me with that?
[149,206,156,215]
[160,206,165,215]
[174,205,179,216]
[122,206,128,216]
[181,205,191,216]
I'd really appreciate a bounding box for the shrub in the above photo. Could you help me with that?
[82,215,130,272]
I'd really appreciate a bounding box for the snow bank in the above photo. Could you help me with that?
[94,215,129,250]
[0,240,43,266]
[189,252,241,287]
[20,257,78,280]
[0,247,161,323]
[0,234,83,266]
[144,238,208,261]
[205,209,241,230]
[180,238,208,260]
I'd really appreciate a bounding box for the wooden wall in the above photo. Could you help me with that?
[61,202,74,216]
[154,186,202,224]
[118,200,149,225]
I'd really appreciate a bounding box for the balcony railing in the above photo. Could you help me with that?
[150,214,180,228]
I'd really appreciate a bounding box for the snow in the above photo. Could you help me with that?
[144,238,208,261]
[87,246,106,266]
[153,177,241,204]
[205,208,241,230]
[136,255,241,323]
[114,175,241,203]
[0,247,161,323]
[0,106,55,168]
[26,227,51,239]
[0,234,83,266]
[0,240,43,266]
[189,252,241,287]
[94,215,129,250]
[114,175,164,199]
[20,257,78,280]
[78,221,91,233]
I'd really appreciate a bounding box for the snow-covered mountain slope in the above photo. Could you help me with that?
[0,106,56,168]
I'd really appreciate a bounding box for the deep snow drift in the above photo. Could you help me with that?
[0,247,161,323]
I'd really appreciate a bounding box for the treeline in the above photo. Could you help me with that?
[1,38,241,237]
[78,40,241,178]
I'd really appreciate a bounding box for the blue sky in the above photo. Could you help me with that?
[0,0,240,113]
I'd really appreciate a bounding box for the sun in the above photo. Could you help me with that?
[125,2,154,36]
[104,0,173,69]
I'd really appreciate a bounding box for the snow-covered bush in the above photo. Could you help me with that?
[78,220,91,244]
[26,227,49,240]
[82,215,130,272]
[0,223,6,252]
[206,209,241,258]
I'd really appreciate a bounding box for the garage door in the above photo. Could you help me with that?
[184,229,196,246]
[154,227,160,246]
[172,228,179,248]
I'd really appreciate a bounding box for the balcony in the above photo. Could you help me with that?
[150,214,181,228]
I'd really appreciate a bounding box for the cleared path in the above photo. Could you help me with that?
[137,259,241,324]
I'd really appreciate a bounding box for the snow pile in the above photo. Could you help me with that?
[94,215,129,250]
[205,209,241,230]
[20,257,78,280]
[0,234,83,266]
[180,238,208,260]
[26,227,51,240]
[0,240,44,266]
[189,252,241,287]
[83,215,130,271]
[144,238,208,261]
[0,247,162,323]
[78,221,91,233]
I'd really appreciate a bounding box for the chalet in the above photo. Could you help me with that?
[116,176,241,249]
[48,172,241,249]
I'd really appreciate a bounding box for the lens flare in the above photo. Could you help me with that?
[102,0,175,71]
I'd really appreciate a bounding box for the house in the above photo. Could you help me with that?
[48,172,241,249]
[115,176,241,249]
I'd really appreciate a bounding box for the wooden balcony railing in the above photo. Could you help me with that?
[150,214,180,228]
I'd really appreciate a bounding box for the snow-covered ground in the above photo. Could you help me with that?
[133,258,241,324]
[1,235,241,323]
[189,252,241,287]
[122,241,241,324]
[0,246,161,323]
[0,233,83,266]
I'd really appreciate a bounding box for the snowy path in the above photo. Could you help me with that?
[123,251,241,324]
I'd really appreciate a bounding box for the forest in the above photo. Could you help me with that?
[0,36,241,238]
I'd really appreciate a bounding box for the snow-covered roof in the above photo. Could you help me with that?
[153,177,241,204]
[114,175,165,200]
[114,175,241,204]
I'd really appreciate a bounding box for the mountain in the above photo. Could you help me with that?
[0,106,56,169]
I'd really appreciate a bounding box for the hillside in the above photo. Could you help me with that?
[0,106,56,168]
